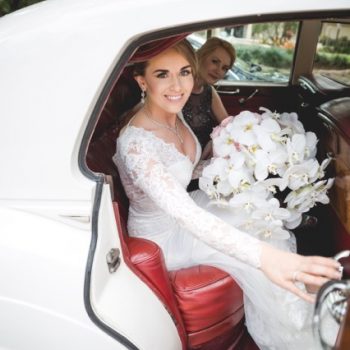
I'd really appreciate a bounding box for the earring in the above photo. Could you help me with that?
[141,89,145,104]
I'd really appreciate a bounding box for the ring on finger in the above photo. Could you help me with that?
[292,270,300,283]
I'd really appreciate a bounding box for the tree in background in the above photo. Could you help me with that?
[252,22,298,47]
[0,0,43,17]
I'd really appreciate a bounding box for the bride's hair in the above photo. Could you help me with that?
[133,39,198,78]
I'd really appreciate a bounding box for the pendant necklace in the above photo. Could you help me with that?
[144,108,184,144]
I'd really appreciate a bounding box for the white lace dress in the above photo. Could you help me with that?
[113,117,335,350]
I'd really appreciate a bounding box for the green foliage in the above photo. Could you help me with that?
[0,0,43,17]
[236,44,293,69]
[237,43,350,70]
[319,35,350,54]
[314,51,350,69]
[251,21,298,46]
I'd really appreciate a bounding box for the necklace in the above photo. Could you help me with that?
[144,108,184,144]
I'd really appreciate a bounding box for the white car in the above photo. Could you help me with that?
[1,1,350,349]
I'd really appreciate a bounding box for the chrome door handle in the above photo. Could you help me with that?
[216,88,240,95]
[239,89,258,104]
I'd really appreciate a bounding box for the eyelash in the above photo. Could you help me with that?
[180,69,192,76]
[156,72,168,78]
[155,69,192,78]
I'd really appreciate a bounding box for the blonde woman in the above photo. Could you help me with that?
[183,37,236,150]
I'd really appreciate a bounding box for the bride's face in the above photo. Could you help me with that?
[136,48,194,115]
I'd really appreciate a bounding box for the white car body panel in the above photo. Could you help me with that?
[0,206,120,350]
[0,0,349,349]
[91,186,181,349]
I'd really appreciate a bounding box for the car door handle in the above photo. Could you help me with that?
[216,88,240,95]
[239,89,259,104]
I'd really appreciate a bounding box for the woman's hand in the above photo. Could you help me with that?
[260,243,342,303]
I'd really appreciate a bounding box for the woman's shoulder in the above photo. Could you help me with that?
[118,120,155,151]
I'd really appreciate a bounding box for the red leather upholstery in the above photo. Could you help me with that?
[170,265,244,348]
[112,202,248,349]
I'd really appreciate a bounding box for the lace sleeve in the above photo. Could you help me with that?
[120,134,262,268]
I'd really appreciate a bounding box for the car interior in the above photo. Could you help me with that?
[84,15,350,350]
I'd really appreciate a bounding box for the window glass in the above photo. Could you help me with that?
[313,22,350,85]
[188,21,299,84]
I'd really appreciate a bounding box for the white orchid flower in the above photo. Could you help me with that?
[213,129,237,157]
[282,159,319,190]
[259,107,280,121]
[229,111,259,146]
[254,220,290,240]
[226,153,253,191]
[309,178,334,206]
[236,217,257,235]
[259,177,288,193]
[284,209,303,229]
[200,158,231,197]
[284,178,334,212]
[286,132,318,165]
[254,147,288,181]
[286,134,307,164]
[228,186,269,214]
[201,157,227,180]
[198,176,218,199]
[251,198,291,225]
[278,112,305,134]
[253,117,282,152]
[318,157,332,179]
[304,132,318,159]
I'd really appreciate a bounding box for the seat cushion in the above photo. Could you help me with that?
[169,265,244,348]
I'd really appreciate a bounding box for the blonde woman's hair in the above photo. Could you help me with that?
[197,37,236,68]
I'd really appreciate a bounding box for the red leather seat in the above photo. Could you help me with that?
[111,201,256,350]
[169,265,245,349]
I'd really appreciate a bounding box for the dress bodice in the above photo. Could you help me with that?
[116,125,200,206]
[182,84,217,148]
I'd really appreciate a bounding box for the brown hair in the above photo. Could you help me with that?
[133,39,198,78]
[197,37,236,68]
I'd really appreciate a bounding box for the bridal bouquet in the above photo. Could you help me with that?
[199,108,334,240]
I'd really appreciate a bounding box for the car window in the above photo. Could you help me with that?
[188,21,299,84]
[313,21,350,85]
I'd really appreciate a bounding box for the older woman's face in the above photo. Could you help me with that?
[200,47,231,85]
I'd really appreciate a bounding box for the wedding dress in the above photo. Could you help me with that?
[113,115,337,350]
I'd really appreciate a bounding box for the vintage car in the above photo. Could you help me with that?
[1,0,350,349]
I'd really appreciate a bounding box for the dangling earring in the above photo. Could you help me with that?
[141,89,146,104]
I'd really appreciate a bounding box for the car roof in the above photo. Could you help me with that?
[0,0,349,201]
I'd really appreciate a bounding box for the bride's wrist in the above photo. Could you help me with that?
[259,243,278,271]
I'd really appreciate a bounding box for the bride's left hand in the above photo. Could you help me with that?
[260,244,342,303]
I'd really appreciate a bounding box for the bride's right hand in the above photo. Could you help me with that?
[260,243,342,303]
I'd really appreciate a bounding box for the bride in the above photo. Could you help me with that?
[113,39,341,349]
